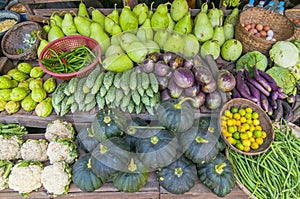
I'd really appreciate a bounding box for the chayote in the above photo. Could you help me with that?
[7,69,29,82]
[30,67,45,78]
[31,87,46,102]
[0,100,7,111]
[18,77,33,89]
[43,77,56,93]
[0,76,17,89]
[35,97,53,117]
[29,78,43,90]
[21,94,38,112]
[10,87,30,101]
[0,89,12,101]
[17,62,33,74]
[5,101,20,114]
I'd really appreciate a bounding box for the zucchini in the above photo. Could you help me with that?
[68,77,79,94]
[74,77,86,104]
[127,100,135,113]
[141,72,149,90]
[60,96,71,116]
[135,103,143,114]
[91,72,105,95]
[114,88,124,107]
[121,94,131,110]
[53,81,68,105]
[146,87,154,98]
[103,71,115,90]
[106,86,116,104]
[70,103,78,113]
[85,66,101,89]
[96,92,105,110]
[84,99,96,112]
[141,95,150,106]
[99,86,107,98]
[131,90,141,106]
[120,69,131,95]
[129,71,137,91]
[84,93,95,104]
[149,73,159,93]
[137,72,145,96]
[63,84,71,96]
[66,94,75,106]
[113,72,122,89]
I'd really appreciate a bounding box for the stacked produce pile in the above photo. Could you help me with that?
[0,62,56,117]
[0,120,78,197]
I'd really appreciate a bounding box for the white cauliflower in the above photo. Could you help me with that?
[45,120,75,141]
[8,161,43,196]
[21,139,48,162]
[0,160,14,191]
[41,162,71,196]
[0,135,22,160]
[46,138,78,164]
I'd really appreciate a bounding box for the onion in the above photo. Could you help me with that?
[173,68,195,89]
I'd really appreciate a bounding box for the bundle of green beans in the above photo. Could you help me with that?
[228,121,300,199]
[41,45,96,74]
[0,123,28,136]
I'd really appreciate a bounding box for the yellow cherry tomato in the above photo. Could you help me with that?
[251,142,259,150]
[242,139,251,147]
[244,146,251,152]
[256,137,264,145]
[253,119,260,126]
[262,131,267,139]
[245,107,253,114]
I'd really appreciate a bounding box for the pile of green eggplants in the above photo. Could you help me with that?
[232,66,293,122]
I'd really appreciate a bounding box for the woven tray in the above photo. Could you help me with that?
[235,7,294,55]
[285,8,300,40]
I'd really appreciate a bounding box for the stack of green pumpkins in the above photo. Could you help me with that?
[0,62,56,117]
[38,0,243,73]
[73,99,236,197]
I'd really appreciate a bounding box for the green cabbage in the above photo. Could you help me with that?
[269,41,299,68]
[236,51,268,76]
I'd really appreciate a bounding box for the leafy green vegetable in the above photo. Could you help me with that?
[266,66,297,95]
[269,41,299,68]
[236,51,268,76]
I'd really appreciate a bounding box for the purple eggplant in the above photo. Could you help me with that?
[217,69,236,92]
[154,61,171,77]
[236,70,258,103]
[268,94,277,110]
[173,68,195,89]
[246,81,261,107]
[161,51,176,64]
[282,100,294,122]
[183,59,194,70]
[142,58,155,73]
[191,91,206,108]
[267,103,273,116]
[156,76,169,90]
[273,100,283,122]
[194,66,214,85]
[161,89,171,101]
[231,87,241,98]
[258,70,283,92]
[253,66,272,92]
[202,80,217,93]
[244,69,270,97]
[168,77,183,98]
[205,91,222,110]
[147,52,161,63]
[169,56,184,70]
[184,84,200,97]
[271,90,278,101]
[277,91,287,99]
[260,92,269,112]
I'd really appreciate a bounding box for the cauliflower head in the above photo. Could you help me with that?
[21,139,48,162]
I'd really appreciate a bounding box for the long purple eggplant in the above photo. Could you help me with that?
[271,90,278,101]
[267,103,273,116]
[273,100,283,122]
[253,66,272,92]
[268,93,277,109]
[231,87,241,98]
[246,81,261,107]
[277,91,287,99]
[236,70,258,102]
[258,70,283,92]
[244,69,270,97]
[260,92,269,112]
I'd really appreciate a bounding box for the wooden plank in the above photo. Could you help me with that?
[20,0,80,4]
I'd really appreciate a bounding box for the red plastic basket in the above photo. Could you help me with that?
[38,35,101,81]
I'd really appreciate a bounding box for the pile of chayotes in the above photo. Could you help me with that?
[1,0,300,198]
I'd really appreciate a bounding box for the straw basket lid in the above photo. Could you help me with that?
[1,21,44,60]
[235,7,294,55]
[219,98,274,156]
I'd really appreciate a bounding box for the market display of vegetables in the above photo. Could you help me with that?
[1,0,300,198]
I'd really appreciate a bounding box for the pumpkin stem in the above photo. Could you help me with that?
[195,135,209,143]
[208,127,215,134]
[174,167,183,178]
[100,144,107,154]
[128,158,137,172]
[103,116,111,124]
[87,158,92,169]
[150,136,159,145]
[215,162,227,174]
[173,97,195,109]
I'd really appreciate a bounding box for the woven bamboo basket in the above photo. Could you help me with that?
[219,98,274,156]
[285,8,300,40]
[1,21,44,60]
[235,7,295,55]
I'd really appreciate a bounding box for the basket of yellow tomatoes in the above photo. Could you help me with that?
[219,98,274,155]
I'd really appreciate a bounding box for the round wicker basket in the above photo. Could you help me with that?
[1,21,44,60]
[235,7,295,55]
[219,98,274,156]
[285,8,300,40]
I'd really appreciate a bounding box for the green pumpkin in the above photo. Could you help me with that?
[72,154,104,192]
[179,125,219,165]
[113,157,148,193]
[197,153,236,197]
[157,156,197,194]
[136,128,178,170]
[91,109,127,142]
[77,127,99,153]
[157,98,195,133]
[91,137,131,181]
